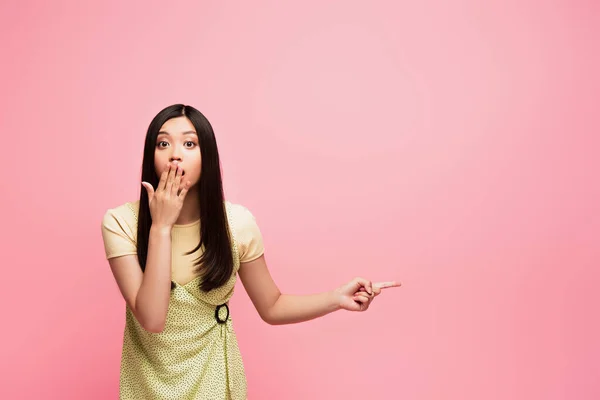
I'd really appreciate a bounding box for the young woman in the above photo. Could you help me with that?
[101,104,400,400]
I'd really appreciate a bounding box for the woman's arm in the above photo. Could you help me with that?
[108,165,189,333]
[109,225,173,333]
[238,255,399,325]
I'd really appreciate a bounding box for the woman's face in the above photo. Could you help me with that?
[154,116,201,188]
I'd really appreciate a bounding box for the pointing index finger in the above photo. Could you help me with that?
[373,281,401,289]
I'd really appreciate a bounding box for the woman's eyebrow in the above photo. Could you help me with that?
[158,130,198,136]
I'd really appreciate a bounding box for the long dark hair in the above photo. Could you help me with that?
[136,104,233,292]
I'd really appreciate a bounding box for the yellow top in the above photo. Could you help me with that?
[101,200,264,400]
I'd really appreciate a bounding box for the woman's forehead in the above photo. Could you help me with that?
[159,117,197,135]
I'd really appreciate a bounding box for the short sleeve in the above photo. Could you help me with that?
[231,204,265,263]
[101,205,138,260]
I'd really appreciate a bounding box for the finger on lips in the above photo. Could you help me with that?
[158,166,169,190]
[174,166,182,189]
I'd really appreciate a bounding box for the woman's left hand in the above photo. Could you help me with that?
[334,277,401,312]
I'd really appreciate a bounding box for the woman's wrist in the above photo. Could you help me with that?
[150,224,173,235]
[329,289,343,311]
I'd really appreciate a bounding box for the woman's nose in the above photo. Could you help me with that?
[169,150,182,163]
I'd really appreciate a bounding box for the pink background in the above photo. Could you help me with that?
[1,1,599,399]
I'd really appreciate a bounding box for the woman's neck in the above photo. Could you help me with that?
[175,186,201,225]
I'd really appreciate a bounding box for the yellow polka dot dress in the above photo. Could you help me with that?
[101,201,265,400]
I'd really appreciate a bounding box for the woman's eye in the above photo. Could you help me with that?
[185,141,197,148]
[157,141,169,148]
